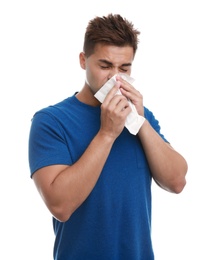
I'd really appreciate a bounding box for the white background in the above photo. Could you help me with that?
[1,0,204,259]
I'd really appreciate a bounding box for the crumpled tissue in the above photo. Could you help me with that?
[94,73,145,135]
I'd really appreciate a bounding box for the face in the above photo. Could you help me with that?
[80,43,134,95]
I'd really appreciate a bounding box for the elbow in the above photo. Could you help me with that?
[175,162,188,193]
[49,204,73,222]
[171,178,187,194]
[169,160,188,194]
[54,213,71,223]
[167,167,188,194]
[45,195,83,222]
[158,177,187,194]
[156,165,188,194]
[157,178,186,194]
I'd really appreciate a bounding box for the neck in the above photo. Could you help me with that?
[76,84,101,107]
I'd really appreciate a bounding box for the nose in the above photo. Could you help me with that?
[108,68,120,80]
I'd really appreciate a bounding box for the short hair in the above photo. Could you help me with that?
[83,13,140,57]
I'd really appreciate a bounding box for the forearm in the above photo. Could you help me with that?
[138,120,188,193]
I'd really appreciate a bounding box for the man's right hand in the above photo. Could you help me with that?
[100,81,132,139]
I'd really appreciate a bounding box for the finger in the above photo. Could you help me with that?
[116,75,132,88]
[103,81,121,105]
[120,86,141,98]
[102,93,125,111]
[112,96,130,113]
[106,95,132,118]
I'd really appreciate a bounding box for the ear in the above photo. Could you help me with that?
[79,52,86,70]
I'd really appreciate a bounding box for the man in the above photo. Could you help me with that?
[28,14,188,260]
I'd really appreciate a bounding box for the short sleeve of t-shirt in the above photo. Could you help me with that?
[144,106,169,143]
[28,111,72,177]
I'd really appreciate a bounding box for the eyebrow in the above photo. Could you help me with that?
[98,59,132,67]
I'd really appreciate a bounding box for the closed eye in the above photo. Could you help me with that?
[119,68,128,72]
[100,65,111,69]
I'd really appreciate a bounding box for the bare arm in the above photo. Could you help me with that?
[138,120,187,193]
[33,131,115,222]
[32,83,131,222]
[119,75,188,193]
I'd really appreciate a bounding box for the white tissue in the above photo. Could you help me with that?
[94,73,145,135]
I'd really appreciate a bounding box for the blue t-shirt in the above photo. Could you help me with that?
[29,94,168,260]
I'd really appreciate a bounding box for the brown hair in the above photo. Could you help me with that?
[83,13,140,57]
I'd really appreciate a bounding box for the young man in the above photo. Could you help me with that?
[28,14,188,260]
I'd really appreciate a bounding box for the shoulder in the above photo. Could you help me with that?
[32,95,75,121]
